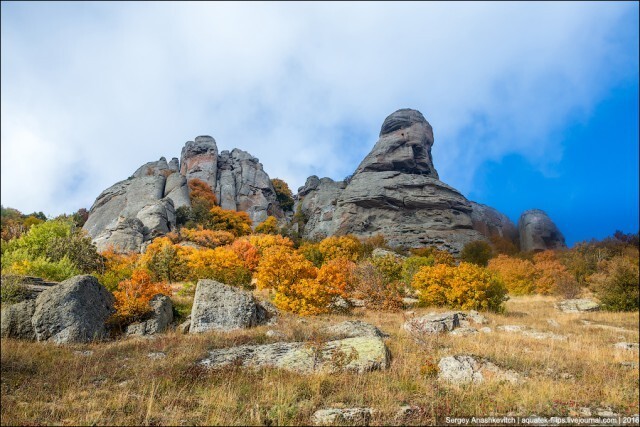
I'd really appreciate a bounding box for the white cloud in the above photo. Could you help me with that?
[1,2,637,216]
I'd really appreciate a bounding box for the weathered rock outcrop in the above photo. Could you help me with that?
[199,336,390,374]
[126,294,174,336]
[311,408,374,426]
[216,149,282,224]
[297,176,346,240]
[470,201,519,245]
[298,109,488,253]
[1,275,115,344]
[189,280,273,333]
[85,135,281,252]
[438,354,523,385]
[31,275,115,344]
[518,209,566,252]
[1,300,36,340]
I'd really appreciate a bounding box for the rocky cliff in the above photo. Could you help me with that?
[296,109,561,254]
[83,136,281,253]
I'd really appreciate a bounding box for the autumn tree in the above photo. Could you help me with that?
[488,255,537,295]
[350,260,403,311]
[140,237,188,283]
[271,178,294,212]
[401,256,435,286]
[185,246,252,287]
[230,239,260,271]
[206,206,252,236]
[112,269,172,324]
[409,247,456,266]
[181,227,235,248]
[255,216,279,235]
[589,255,639,311]
[96,249,140,291]
[532,250,575,295]
[318,235,362,263]
[412,262,507,312]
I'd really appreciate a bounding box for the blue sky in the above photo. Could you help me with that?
[1,2,638,246]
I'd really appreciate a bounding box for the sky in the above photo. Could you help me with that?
[1,2,638,247]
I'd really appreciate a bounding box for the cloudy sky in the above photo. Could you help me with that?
[2,2,638,246]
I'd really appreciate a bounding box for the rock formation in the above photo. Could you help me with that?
[297,109,487,253]
[126,294,174,336]
[518,209,566,252]
[469,201,519,245]
[1,275,115,344]
[84,136,281,253]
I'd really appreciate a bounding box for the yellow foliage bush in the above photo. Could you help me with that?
[207,206,252,236]
[140,237,189,283]
[488,255,537,295]
[96,249,140,291]
[410,247,456,266]
[532,251,575,295]
[247,234,294,253]
[318,235,362,262]
[185,246,251,287]
[254,216,279,234]
[412,262,507,312]
[112,269,172,323]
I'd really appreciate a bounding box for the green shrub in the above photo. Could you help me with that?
[401,255,434,285]
[590,256,639,311]
[1,275,30,304]
[460,240,494,267]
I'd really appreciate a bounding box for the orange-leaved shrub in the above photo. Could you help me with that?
[206,206,253,236]
[350,260,404,311]
[112,269,171,324]
[532,250,576,295]
[248,234,294,253]
[229,239,260,272]
[412,262,507,312]
[97,248,140,291]
[410,247,456,266]
[181,227,235,248]
[488,255,537,295]
[318,235,362,262]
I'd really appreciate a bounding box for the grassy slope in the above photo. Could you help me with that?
[1,295,638,426]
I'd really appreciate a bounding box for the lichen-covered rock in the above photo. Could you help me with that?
[497,325,567,341]
[322,320,389,339]
[555,298,600,313]
[0,299,36,340]
[31,275,115,344]
[199,336,390,374]
[126,294,174,336]
[190,280,268,333]
[311,408,373,426]
[403,312,461,334]
[438,355,523,385]
[518,209,566,252]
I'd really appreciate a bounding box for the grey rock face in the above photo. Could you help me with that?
[469,201,519,245]
[126,294,174,336]
[438,355,523,385]
[215,149,283,225]
[190,280,269,333]
[311,408,373,425]
[92,217,145,253]
[132,157,172,178]
[164,173,190,209]
[403,312,461,335]
[31,275,115,344]
[83,175,166,240]
[1,300,36,340]
[136,198,175,241]
[199,336,390,374]
[518,209,566,252]
[180,135,219,191]
[297,176,346,240]
[322,320,389,339]
[357,108,438,177]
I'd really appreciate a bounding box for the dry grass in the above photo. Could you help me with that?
[1,295,638,425]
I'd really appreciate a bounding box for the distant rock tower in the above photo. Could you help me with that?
[518,209,566,252]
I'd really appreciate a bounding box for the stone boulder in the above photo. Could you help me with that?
[322,320,389,339]
[189,280,271,333]
[31,275,115,344]
[311,408,373,426]
[1,300,36,340]
[438,355,523,385]
[555,298,600,313]
[136,198,176,241]
[199,336,390,374]
[403,312,461,335]
[126,294,174,336]
[518,209,566,252]
[469,201,519,245]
